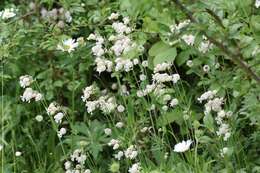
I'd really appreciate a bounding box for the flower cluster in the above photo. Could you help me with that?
[46,102,67,138]
[198,36,213,53]
[181,34,195,46]
[64,149,91,173]
[108,139,121,150]
[128,162,141,173]
[19,75,43,102]
[87,13,136,74]
[41,7,72,27]
[170,20,190,34]
[198,91,232,141]
[81,85,117,113]
[88,33,105,57]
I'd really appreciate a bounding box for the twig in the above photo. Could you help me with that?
[172,0,260,84]
[205,8,225,29]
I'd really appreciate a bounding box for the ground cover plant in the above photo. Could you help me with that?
[1,0,260,172]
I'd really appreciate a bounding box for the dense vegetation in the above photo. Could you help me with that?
[1,0,260,172]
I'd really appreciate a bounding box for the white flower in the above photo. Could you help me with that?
[205,97,223,113]
[0,8,16,19]
[87,33,96,40]
[21,88,35,102]
[64,161,71,170]
[57,127,67,138]
[125,145,138,160]
[104,128,112,135]
[85,101,99,113]
[197,90,217,103]
[47,102,60,115]
[123,17,130,24]
[117,105,125,112]
[141,60,148,67]
[92,44,105,57]
[64,11,72,23]
[71,149,87,164]
[186,60,193,67]
[19,75,33,88]
[84,169,91,173]
[35,93,43,101]
[154,62,171,72]
[198,41,212,53]
[111,36,133,56]
[128,163,141,173]
[140,127,148,133]
[111,83,117,90]
[172,74,180,83]
[133,58,139,65]
[163,94,171,102]
[35,115,43,122]
[115,122,124,128]
[220,147,228,157]
[170,20,190,34]
[216,123,231,141]
[162,105,168,111]
[108,12,119,20]
[255,0,260,8]
[152,73,173,83]
[112,22,131,34]
[54,112,64,124]
[114,151,124,160]
[181,34,195,46]
[0,145,3,151]
[170,98,179,107]
[139,74,147,81]
[203,65,210,73]
[57,38,79,53]
[173,140,192,152]
[81,85,95,102]
[108,139,120,150]
[15,151,22,156]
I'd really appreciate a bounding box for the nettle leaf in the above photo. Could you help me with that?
[157,108,183,127]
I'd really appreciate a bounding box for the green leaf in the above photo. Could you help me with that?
[143,17,159,33]
[148,41,171,57]
[251,15,260,32]
[153,47,177,65]
[157,108,183,127]
[203,114,214,131]
[176,49,195,66]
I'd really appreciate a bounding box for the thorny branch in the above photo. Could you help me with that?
[172,0,260,84]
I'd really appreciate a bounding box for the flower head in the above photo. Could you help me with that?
[173,139,192,152]
[57,38,78,53]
